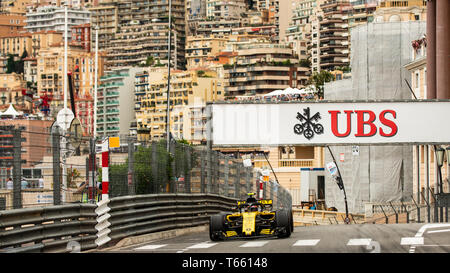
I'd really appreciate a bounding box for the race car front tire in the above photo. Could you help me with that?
[209,214,225,241]
[276,209,292,238]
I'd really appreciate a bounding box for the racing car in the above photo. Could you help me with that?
[209,193,294,241]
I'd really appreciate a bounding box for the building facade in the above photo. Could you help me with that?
[223,43,309,98]
[24,6,91,39]
[90,0,186,69]
[135,68,224,142]
[96,67,143,137]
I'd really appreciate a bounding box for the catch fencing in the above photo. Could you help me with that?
[0,126,292,210]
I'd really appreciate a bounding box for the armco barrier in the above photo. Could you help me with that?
[0,204,98,253]
[0,194,237,253]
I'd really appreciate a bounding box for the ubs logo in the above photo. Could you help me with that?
[294,107,324,140]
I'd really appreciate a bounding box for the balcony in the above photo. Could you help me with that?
[279,159,314,168]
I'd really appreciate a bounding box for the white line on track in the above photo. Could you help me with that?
[135,244,167,250]
[347,238,372,246]
[187,242,218,249]
[427,228,450,234]
[293,239,320,246]
[239,241,269,248]
[409,223,450,253]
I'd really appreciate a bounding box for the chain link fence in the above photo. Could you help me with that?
[0,126,292,211]
[108,138,292,210]
[0,122,93,210]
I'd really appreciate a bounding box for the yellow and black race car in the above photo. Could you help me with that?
[209,193,294,241]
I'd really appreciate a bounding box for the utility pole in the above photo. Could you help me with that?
[12,129,22,209]
[61,4,69,204]
[52,126,61,205]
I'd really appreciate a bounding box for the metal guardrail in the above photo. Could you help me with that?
[0,194,238,253]
[0,204,98,253]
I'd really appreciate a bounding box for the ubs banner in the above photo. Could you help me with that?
[210,100,450,146]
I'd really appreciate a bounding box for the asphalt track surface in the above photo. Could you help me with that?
[108,223,450,253]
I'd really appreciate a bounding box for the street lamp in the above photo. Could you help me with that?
[326,146,350,224]
[435,146,445,222]
[436,146,445,194]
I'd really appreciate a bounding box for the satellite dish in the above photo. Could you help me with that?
[68,118,83,149]
[56,108,74,131]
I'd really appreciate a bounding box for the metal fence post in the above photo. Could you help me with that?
[270,181,274,201]
[245,167,251,194]
[235,161,240,199]
[389,202,398,224]
[224,156,229,197]
[411,195,421,223]
[52,126,61,206]
[206,148,212,194]
[169,141,176,193]
[421,191,431,223]
[185,145,192,193]
[12,129,22,209]
[200,149,205,193]
[152,141,158,193]
[128,137,135,196]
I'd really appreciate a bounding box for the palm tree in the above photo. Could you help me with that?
[308,70,334,99]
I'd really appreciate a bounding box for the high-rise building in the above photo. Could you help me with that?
[223,43,309,98]
[90,0,186,69]
[96,67,144,137]
[24,6,91,40]
[135,68,224,142]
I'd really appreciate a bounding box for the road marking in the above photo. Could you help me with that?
[409,223,450,253]
[401,237,424,245]
[427,228,450,234]
[187,242,218,249]
[239,241,269,248]
[347,239,372,246]
[135,244,167,250]
[293,239,320,246]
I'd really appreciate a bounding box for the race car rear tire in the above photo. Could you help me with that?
[276,209,292,238]
[209,213,225,241]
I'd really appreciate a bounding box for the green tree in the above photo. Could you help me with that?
[145,56,155,66]
[307,70,335,99]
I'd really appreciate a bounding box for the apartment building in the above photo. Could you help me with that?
[135,68,224,142]
[0,56,7,73]
[0,14,27,37]
[373,0,427,22]
[36,44,105,116]
[96,67,143,138]
[223,43,309,98]
[24,6,91,39]
[0,119,53,171]
[0,73,30,112]
[0,0,32,15]
[186,35,228,69]
[285,0,317,61]
[71,23,91,52]
[90,0,186,69]
[107,21,185,69]
[31,31,63,58]
[0,33,32,57]
[206,0,247,20]
[404,33,449,200]
[317,0,352,71]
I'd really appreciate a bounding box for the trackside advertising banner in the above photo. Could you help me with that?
[211,101,450,146]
